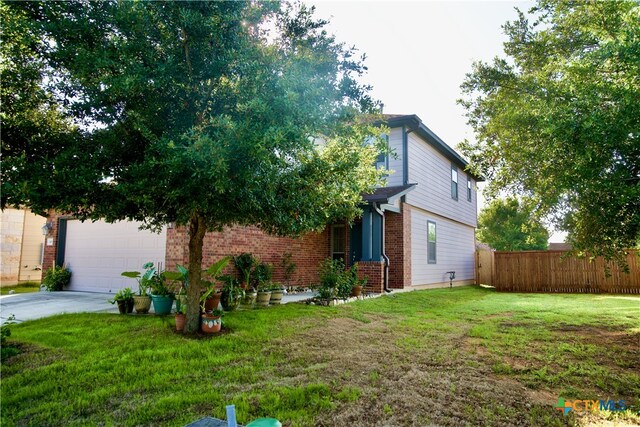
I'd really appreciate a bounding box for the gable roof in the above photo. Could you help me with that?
[383,114,484,182]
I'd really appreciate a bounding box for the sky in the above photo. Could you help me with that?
[305,0,566,242]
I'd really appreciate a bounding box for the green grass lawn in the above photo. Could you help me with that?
[2,286,639,426]
[0,282,40,295]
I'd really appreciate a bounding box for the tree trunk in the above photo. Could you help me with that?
[185,211,207,333]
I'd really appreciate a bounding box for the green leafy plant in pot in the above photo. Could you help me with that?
[199,257,231,313]
[42,264,72,291]
[235,253,258,308]
[254,262,274,307]
[220,275,244,311]
[109,287,135,314]
[121,262,156,313]
[149,272,174,315]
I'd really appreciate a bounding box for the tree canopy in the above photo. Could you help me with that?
[477,198,549,251]
[459,0,640,262]
[1,1,385,332]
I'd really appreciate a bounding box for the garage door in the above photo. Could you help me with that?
[63,220,166,293]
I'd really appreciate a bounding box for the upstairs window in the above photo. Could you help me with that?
[427,221,437,264]
[451,165,458,200]
[467,177,472,201]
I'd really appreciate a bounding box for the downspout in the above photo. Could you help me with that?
[373,203,391,293]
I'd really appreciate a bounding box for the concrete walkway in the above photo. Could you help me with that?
[0,291,316,325]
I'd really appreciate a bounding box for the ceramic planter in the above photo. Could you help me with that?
[116,299,134,314]
[241,291,257,309]
[221,293,241,312]
[201,313,222,333]
[269,290,284,305]
[151,294,174,315]
[133,295,151,313]
[256,291,272,307]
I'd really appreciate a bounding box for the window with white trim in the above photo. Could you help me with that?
[467,177,472,201]
[427,221,437,264]
[451,165,458,200]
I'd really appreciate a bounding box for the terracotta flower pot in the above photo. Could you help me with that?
[175,313,186,332]
[133,295,151,314]
[201,314,221,334]
[204,293,221,312]
[351,285,363,297]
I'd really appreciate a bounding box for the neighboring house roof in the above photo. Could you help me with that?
[548,242,572,251]
[383,114,485,182]
[362,184,416,204]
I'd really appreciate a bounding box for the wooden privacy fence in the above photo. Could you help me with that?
[476,250,640,294]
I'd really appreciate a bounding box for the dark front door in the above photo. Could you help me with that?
[350,222,362,264]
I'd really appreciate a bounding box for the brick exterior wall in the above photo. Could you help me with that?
[42,210,63,271]
[356,261,384,293]
[385,202,411,289]
[166,224,331,286]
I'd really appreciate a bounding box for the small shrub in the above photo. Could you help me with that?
[253,262,273,291]
[316,259,363,300]
[1,314,19,361]
[41,265,72,291]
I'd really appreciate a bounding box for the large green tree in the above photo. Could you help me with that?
[477,198,549,251]
[459,0,640,263]
[1,1,385,332]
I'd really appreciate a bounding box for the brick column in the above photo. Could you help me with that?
[356,261,384,293]
[385,203,411,289]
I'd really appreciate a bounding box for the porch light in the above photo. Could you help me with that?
[41,222,53,236]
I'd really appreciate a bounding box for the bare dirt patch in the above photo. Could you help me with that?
[272,316,571,426]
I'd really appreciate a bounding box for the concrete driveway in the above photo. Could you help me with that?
[0,291,118,324]
[0,291,317,324]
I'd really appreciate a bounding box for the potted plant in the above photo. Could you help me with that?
[220,275,243,311]
[42,264,72,291]
[109,287,135,314]
[201,308,223,334]
[253,262,273,307]
[162,264,189,313]
[269,283,284,305]
[235,253,258,308]
[199,257,231,312]
[121,262,156,314]
[234,253,257,290]
[149,272,174,315]
[175,299,186,332]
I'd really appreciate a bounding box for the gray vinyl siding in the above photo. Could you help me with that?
[386,127,404,187]
[405,132,477,227]
[411,208,475,286]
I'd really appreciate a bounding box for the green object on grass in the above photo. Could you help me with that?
[246,418,281,427]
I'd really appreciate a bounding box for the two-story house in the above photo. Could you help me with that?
[42,114,482,293]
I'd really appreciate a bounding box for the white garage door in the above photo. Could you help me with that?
[64,220,166,293]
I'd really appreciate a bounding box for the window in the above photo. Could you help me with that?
[451,165,458,200]
[427,221,436,264]
[375,152,387,171]
[467,177,472,202]
[331,224,346,261]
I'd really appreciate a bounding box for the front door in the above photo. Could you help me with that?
[349,222,362,264]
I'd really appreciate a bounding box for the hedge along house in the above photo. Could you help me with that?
[42,114,482,294]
